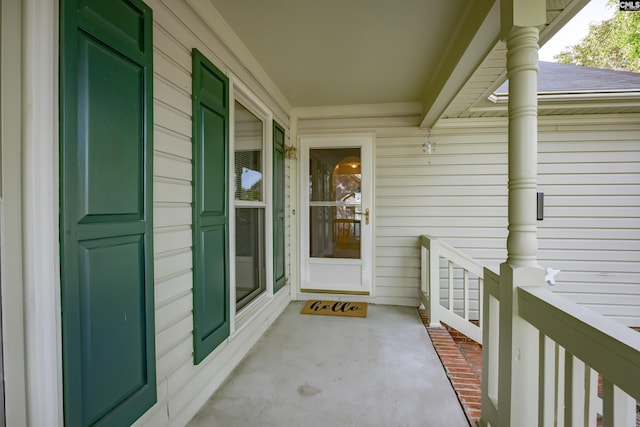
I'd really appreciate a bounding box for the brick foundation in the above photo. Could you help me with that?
[419,308,482,425]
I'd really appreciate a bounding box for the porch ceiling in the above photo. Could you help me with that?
[206,0,585,124]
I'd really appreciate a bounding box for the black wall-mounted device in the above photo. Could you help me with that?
[537,192,544,221]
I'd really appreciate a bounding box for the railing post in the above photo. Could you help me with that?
[429,239,441,327]
[421,244,428,298]
[498,265,544,426]
[480,268,500,427]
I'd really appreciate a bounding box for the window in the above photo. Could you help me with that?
[234,100,266,310]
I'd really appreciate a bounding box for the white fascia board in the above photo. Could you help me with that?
[540,91,640,104]
[538,0,590,48]
[186,0,292,114]
[474,91,640,112]
[433,112,640,129]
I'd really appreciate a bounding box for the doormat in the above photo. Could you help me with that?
[301,300,368,318]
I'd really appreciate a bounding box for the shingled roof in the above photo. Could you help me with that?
[496,61,640,94]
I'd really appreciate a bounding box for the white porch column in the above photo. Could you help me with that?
[505,25,540,268]
[496,1,546,425]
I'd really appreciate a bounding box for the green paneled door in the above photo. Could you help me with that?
[273,121,286,293]
[60,1,155,425]
[192,49,230,364]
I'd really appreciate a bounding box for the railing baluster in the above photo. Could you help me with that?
[565,353,587,427]
[602,380,636,427]
[539,334,555,427]
[463,269,469,320]
[448,260,454,311]
[583,365,597,427]
[538,332,545,427]
[478,277,483,329]
[555,343,564,426]
[565,351,573,426]
[428,239,441,327]
[421,245,428,297]
[602,379,613,427]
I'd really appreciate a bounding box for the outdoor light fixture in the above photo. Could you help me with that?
[284,145,297,160]
[422,128,435,155]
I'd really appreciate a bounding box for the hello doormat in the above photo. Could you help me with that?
[301,300,368,318]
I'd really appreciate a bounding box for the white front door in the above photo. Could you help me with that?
[300,134,373,295]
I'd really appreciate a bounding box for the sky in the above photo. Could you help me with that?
[539,0,617,62]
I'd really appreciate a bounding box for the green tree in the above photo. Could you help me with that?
[554,3,640,72]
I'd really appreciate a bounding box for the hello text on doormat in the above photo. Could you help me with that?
[301,300,368,318]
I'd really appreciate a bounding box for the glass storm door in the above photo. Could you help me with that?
[300,135,373,294]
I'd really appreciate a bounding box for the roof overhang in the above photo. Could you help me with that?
[475,90,640,115]
[437,0,596,122]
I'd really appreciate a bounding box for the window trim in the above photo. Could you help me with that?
[229,75,274,332]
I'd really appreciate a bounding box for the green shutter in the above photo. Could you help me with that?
[192,49,230,364]
[59,0,156,425]
[273,121,286,293]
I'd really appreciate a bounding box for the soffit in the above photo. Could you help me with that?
[441,0,592,120]
[207,0,490,108]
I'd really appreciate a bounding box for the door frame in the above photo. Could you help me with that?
[0,201,5,427]
[298,133,375,297]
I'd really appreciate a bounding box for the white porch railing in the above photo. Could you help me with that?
[420,235,640,426]
[420,235,484,344]
[481,280,640,427]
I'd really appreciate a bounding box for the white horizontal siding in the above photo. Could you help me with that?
[299,113,640,325]
[376,128,510,301]
[298,116,508,307]
[155,127,192,159]
[154,204,191,228]
[536,118,640,325]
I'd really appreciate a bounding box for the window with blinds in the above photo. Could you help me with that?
[234,100,266,310]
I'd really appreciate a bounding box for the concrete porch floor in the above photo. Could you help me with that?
[187,301,469,427]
